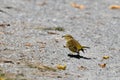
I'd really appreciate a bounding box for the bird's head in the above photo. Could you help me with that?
[62,34,74,41]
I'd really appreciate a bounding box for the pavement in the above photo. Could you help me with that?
[0,0,120,80]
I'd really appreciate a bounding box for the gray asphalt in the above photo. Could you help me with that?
[0,0,120,80]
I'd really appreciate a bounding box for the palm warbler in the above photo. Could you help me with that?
[62,34,90,55]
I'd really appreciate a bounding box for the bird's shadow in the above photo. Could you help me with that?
[68,54,91,60]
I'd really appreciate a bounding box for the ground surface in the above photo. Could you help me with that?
[0,0,120,80]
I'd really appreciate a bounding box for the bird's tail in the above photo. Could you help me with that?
[82,46,90,49]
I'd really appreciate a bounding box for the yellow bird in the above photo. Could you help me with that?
[62,34,90,55]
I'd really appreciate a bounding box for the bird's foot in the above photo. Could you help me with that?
[68,53,73,56]
[63,45,67,48]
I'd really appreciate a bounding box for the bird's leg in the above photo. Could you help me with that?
[83,48,87,53]
[77,51,80,55]
[81,48,85,53]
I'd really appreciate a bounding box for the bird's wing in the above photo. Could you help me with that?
[73,39,82,49]
[67,39,79,53]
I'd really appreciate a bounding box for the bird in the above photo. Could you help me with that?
[62,34,90,55]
